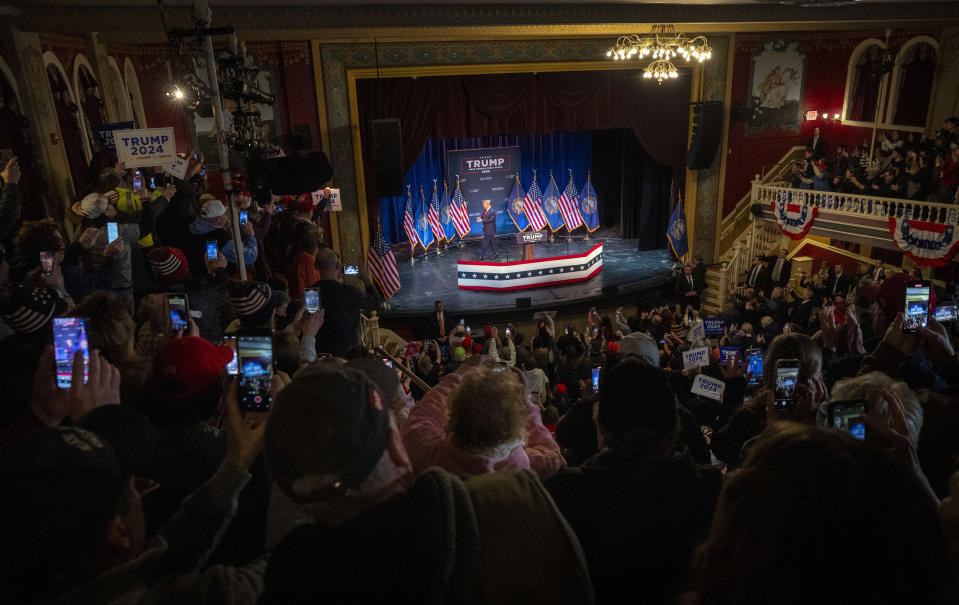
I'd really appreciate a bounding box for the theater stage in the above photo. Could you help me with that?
[379,229,677,329]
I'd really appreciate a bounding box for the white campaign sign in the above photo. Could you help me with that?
[164,156,189,181]
[114,128,177,168]
[311,187,342,211]
[682,346,709,369]
[691,374,725,401]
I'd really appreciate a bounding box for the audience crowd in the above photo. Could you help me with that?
[0,146,957,605]
[790,117,959,206]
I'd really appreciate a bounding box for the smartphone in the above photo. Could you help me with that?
[382,357,393,369]
[167,293,189,331]
[827,399,867,439]
[236,329,273,411]
[934,302,957,323]
[149,176,157,190]
[487,361,509,372]
[774,359,801,410]
[53,317,89,389]
[903,281,931,333]
[505,327,511,336]
[206,240,218,260]
[591,366,601,394]
[344,265,359,275]
[107,221,119,244]
[224,335,238,375]
[239,211,248,224]
[459,318,465,325]
[466,325,471,333]
[39,250,54,275]
[132,171,144,190]
[304,288,320,314]
[746,348,764,386]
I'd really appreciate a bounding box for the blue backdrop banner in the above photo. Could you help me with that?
[379,132,593,245]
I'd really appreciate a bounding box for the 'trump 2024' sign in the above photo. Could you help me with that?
[113,128,177,168]
[446,146,521,237]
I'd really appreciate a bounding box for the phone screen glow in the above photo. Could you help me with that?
[107,222,119,243]
[53,317,89,389]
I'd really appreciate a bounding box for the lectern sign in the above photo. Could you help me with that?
[516,231,546,244]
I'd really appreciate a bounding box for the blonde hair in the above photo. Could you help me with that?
[447,368,526,452]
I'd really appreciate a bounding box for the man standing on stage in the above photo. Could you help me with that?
[477,199,498,260]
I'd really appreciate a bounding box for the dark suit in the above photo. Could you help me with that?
[479,208,497,259]
[807,135,826,160]
[745,263,770,294]
[428,310,451,341]
[763,255,792,288]
[789,300,814,333]
[826,273,852,299]
[676,273,704,310]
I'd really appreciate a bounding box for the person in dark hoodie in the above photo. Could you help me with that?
[186,197,258,279]
[545,358,722,604]
[147,246,231,342]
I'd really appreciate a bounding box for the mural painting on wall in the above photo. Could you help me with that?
[745,40,805,136]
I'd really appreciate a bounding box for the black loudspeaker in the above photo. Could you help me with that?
[290,124,313,150]
[266,152,333,195]
[686,101,724,170]
[370,118,404,197]
[601,284,619,296]
[516,297,532,308]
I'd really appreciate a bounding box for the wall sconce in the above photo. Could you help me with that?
[823,112,841,124]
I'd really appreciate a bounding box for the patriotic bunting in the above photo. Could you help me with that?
[770,193,818,240]
[888,216,959,267]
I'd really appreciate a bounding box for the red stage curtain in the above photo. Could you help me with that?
[356,69,691,208]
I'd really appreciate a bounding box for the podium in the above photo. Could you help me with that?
[515,230,546,261]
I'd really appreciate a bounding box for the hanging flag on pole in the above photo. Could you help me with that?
[439,180,458,241]
[428,180,445,242]
[579,172,600,233]
[558,170,584,231]
[403,185,418,249]
[415,186,435,249]
[666,181,689,260]
[506,175,530,232]
[524,170,548,231]
[451,176,471,238]
[368,222,401,298]
[542,173,565,232]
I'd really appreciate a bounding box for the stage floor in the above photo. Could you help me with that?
[383,229,676,316]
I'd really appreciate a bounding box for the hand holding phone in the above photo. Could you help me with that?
[774,359,801,410]
[167,293,190,331]
[39,250,54,275]
[304,288,321,314]
[344,265,359,276]
[206,240,218,260]
[53,317,89,389]
[239,211,249,224]
[237,330,273,411]
[903,281,931,333]
[107,222,119,244]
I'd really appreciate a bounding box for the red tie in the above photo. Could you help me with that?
[483,209,487,218]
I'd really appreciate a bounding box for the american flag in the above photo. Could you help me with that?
[451,178,471,237]
[428,183,445,242]
[367,227,401,298]
[403,187,418,248]
[524,172,547,231]
[558,171,584,230]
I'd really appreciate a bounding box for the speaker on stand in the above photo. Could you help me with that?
[686,101,724,171]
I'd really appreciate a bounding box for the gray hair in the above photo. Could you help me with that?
[826,372,923,446]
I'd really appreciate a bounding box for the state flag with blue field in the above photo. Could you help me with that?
[541,173,565,232]
[439,180,458,241]
[506,175,530,231]
[666,183,688,260]
[579,172,599,233]
[415,186,435,249]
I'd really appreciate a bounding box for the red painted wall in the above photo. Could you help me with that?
[723,29,940,217]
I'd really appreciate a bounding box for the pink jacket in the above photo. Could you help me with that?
[401,373,565,480]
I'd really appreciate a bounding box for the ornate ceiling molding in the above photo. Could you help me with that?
[13,3,959,44]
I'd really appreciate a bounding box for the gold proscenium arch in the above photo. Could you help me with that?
[336,60,701,260]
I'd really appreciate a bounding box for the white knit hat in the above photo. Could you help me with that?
[200,198,227,219]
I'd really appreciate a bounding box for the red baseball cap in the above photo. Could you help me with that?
[153,336,234,400]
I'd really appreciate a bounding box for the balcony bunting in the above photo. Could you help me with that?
[888,215,959,267]
[771,192,818,240]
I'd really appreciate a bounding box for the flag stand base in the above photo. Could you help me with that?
[584,233,590,240]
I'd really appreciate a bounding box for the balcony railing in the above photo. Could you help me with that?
[751,182,959,226]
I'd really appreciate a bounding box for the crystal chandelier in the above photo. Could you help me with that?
[607,25,713,84]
